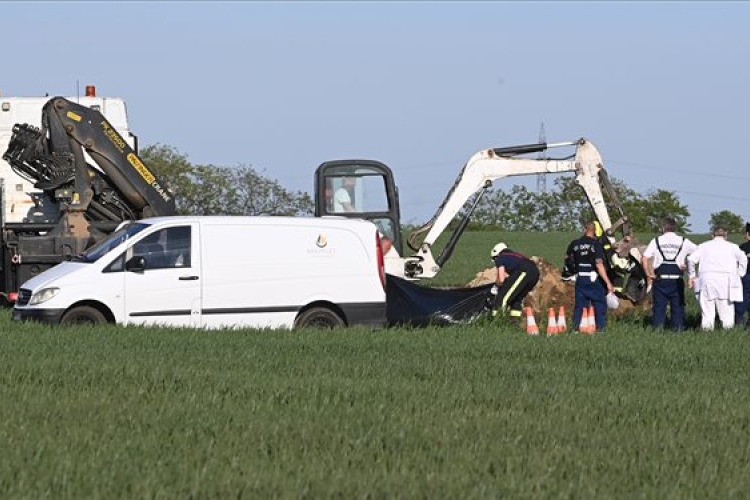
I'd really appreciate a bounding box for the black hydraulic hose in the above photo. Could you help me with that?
[493,142,547,157]
[436,185,490,269]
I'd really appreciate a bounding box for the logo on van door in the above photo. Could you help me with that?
[309,234,335,255]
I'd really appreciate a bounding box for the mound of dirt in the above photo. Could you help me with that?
[466,256,649,317]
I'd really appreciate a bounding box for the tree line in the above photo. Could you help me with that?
[141,145,313,217]
[142,144,744,234]
[463,176,745,234]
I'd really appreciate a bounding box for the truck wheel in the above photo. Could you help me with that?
[295,307,346,329]
[61,306,107,326]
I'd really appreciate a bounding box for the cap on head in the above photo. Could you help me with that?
[746,222,750,234]
[490,242,507,258]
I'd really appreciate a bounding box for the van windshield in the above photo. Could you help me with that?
[77,222,150,263]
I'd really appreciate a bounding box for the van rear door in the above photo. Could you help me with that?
[123,222,201,327]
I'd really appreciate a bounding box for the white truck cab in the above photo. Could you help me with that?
[12,216,387,329]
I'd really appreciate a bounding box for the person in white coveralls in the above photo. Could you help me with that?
[687,226,748,330]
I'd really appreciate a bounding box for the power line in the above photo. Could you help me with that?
[608,159,750,182]
[625,180,749,203]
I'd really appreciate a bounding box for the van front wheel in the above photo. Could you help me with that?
[295,307,346,329]
[61,306,107,326]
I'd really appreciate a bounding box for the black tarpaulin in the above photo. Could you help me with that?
[386,275,493,326]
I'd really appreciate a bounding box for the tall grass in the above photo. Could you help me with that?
[2,312,750,498]
[3,230,748,498]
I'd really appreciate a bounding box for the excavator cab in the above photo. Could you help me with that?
[314,160,402,255]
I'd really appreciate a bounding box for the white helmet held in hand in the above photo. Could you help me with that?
[606,292,620,310]
[490,242,507,258]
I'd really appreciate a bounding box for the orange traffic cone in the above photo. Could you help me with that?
[546,308,559,335]
[557,306,567,333]
[525,307,539,336]
[579,307,590,333]
[588,305,597,333]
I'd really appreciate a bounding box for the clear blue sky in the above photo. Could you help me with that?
[3,2,748,232]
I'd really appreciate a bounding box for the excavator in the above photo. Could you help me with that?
[314,138,647,321]
[1,97,175,301]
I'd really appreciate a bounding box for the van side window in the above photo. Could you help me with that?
[132,226,191,270]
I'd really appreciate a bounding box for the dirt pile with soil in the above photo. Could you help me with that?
[466,256,649,317]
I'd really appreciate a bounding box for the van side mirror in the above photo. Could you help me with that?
[125,255,146,273]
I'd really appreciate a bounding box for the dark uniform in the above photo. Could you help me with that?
[492,249,540,318]
[734,240,750,328]
[565,235,608,331]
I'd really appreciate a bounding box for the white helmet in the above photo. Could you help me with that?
[606,292,620,310]
[490,242,507,258]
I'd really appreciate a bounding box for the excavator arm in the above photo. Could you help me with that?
[403,138,636,282]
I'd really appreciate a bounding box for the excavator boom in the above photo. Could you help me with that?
[404,138,632,280]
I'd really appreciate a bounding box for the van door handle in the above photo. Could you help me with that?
[179,276,199,281]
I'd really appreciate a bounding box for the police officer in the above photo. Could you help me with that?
[489,242,540,319]
[565,221,615,331]
[641,217,697,331]
[734,222,750,328]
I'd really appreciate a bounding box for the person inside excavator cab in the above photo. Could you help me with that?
[333,177,356,213]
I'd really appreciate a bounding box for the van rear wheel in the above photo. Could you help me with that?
[295,307,346,329]
[61,306,107,326]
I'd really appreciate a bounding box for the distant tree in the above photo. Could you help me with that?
[709,210,744,234]
[460,175,690,232]
[639,190,690,233]
[227,166,313,217]
[138,144,196,214]
[467,185,566,231]
[140,144,313,216]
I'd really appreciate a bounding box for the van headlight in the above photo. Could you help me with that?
[29,287,60,305]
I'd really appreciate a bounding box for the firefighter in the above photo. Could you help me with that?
[594,220,627,296]
[565,221,615,331]
[640,217,697,331]
[489,243,540,318]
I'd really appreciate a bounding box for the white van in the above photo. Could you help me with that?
[12,216,387,329]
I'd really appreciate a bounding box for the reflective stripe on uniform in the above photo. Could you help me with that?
[657,274,682,280]
[501,271,527,310]
[493,308,523,318]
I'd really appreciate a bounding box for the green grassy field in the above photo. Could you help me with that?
[2,231,749,499]
[429,230,729,287]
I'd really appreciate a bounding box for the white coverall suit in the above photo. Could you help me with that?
[687,237,748,330]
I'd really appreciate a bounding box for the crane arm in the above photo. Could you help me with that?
[403,138,629,279]
[4,97,175,220]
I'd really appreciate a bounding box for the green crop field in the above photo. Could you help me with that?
[2,231,749,499]
[429,230,730,287]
